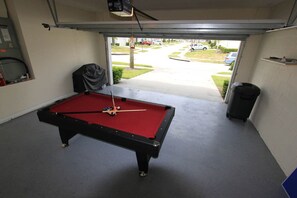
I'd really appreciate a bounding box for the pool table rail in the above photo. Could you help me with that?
[38,107,173,157]
[37,92,175,176]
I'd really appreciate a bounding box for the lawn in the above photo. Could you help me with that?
[112,61,153,68]
[168,52,181,58]
[122,68,153,79]
[217,71,232,75]
[185,49,227,63]
[111,46,130,53]
[152,46,162,49]
[135,44,152,49]
[211,75,231,97]
[112,62,154,79]
[111,45,149,54]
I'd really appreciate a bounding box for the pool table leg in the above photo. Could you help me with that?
[58,127,77,148]
[136,152,151,177]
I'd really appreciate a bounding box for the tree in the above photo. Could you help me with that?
[129,37,135,69]
[208,40,218,49]
[112,37,116,45]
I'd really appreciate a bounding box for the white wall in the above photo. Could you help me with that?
[0,0,104,123]
[269,0,294,20]
[249,28,297,176]
[234,35,263,82]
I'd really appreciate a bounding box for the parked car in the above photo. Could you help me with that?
[190,43,208,51]
[140,40,152,45]
[153,40,163,45]
[224,52,238,65]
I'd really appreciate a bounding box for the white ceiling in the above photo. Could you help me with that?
[57,0,288,12]
[52,0,290,39]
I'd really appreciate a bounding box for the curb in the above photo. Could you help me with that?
[169,57,190,62]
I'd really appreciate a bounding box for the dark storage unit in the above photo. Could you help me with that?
[226,82,260,121]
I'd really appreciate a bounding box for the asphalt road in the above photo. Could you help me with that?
[112,43,229,102]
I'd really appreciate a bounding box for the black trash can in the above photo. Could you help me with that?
[226,82,260,121]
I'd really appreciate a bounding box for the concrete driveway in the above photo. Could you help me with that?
[112,43,229,102]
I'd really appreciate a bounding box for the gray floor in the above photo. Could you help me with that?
[0,86,286,198]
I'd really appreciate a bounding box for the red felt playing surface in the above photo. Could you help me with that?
[50,93,167,138]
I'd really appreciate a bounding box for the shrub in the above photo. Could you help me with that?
[112,67,123,84]
[111,43,120,46]
[219,46,238,53]
[222,80,229,98]
[229,61,235,71]
[208,40,217,49]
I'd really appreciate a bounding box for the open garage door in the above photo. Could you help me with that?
[42,3,286,101]
[48,20,284,102]
[109,37,243,102]
[55,20,285,40]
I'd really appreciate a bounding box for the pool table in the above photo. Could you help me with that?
[37,91,175,176]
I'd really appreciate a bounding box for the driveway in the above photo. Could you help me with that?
[112,43,229,102]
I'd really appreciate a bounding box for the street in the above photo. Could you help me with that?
[112,43,229,102]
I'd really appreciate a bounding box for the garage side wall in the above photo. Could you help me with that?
[0,0,104,123]
[234,35,263,83]
[250,28,297,176]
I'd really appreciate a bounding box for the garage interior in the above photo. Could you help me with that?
[0,0,297,197]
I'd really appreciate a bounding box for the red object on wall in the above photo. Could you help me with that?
[0,71,6,86]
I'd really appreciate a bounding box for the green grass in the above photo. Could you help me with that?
[121,68,153,79]
[185,49,227,63]
[112,62,153,68]
[135,44,152,49]
[111,46,130,53]
[152,46,162,49]
[111,46,145,54]
[168,52,181,58]
[217,71,232,75]
[112,61,154,79]
[163,41,180,46]
[211,75,231,97]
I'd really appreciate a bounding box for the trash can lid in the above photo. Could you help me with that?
[232,82,261,96]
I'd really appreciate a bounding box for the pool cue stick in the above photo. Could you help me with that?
[110,91,117,109]
[115,109,147,112]
[102,109,147,113]
[55,111,102,115]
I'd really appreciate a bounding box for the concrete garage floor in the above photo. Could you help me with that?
[0,86,286,198]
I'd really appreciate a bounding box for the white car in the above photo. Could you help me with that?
[153,40,163,45]
[190,43,208,51]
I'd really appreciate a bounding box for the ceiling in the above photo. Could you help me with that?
[57,0,288,12]
[51,0,292,40]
